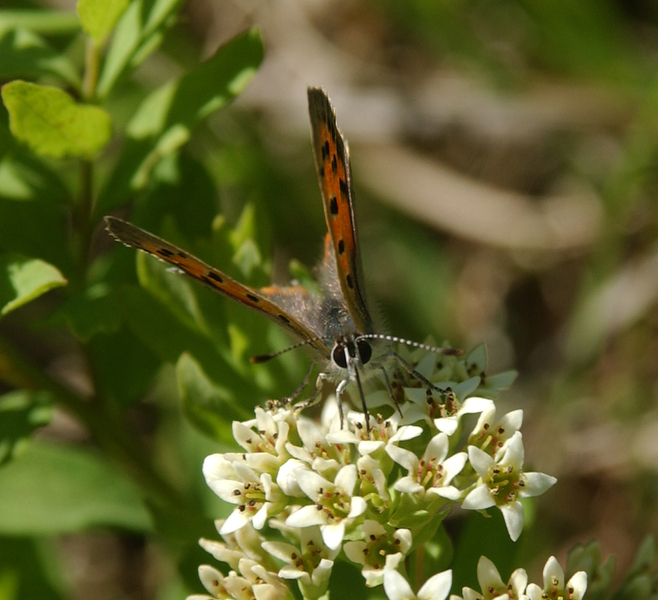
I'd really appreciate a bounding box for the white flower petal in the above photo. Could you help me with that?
[386,444,418,471]
[499,501,524,541]
[358,440,384,455]
[261,541,299,563]
[276,459,309,497]
[566,571,588,599]
[348,496,367,518]
[389,425,423,443]
[460,397,495,415]
[497,431,524,469]
[426,433,449,462]
[286,505,326,528]
[462,484,495,510]
[220,509,251,534]
[418,569,452,600]
[394,476,424,494]
[499,409,523,432]
[520,472,557,497]
[198,565,224,595]
[434,417,459,435]
[343,541,367,565]
[542,556,564,589]
[394,528,413,554]
[383,569,415,600]
[468,446,494,479]
[442,452,468,483]
[296,469,332,500]
[432,485,462,500]
[322,521,346,550]
[335,464,358,494]
[476,556,502,590]
[208,479,243,503]
[525,583,543,600]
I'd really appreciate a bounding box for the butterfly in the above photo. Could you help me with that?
[106,87,459,432]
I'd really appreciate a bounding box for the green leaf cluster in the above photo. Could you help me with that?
[0,0,264,594]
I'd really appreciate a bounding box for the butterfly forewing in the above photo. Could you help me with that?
[104,216,330,356]
[307,87,373,335]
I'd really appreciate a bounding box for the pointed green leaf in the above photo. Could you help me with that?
[0,27,80,86]
[0,441,152,534]
[96,0,185,97]
[77,0,130,43]
[96,28,262,210]
[2,81,111,158]
[0,254,67,316]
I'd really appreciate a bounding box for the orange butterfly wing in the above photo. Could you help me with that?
[307,87,372,334]
[105,217,330,356]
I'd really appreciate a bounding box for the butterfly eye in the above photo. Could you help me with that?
[357,340,372,365]
[332,343,348,369]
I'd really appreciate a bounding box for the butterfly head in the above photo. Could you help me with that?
[330,335,373,371]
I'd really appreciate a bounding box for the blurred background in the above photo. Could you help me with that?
[3,0,658,598]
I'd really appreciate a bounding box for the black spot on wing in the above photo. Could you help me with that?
[331,154,337,174]
[207,272,223,284]
[322,140,330,161]
[330,196,338,215]
[278,314,291,324]
[346,274,354,289]
[339,178,349,198]
[157,248,175,257]
[338,240,345,254]
[246,293,260,303]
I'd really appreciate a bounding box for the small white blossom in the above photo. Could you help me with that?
[459,556,528,600]
[383,567,452,600]
[344,520,412,587]
[387,432,467,501]
[468,406,523,456]
[203,455,286,534]
[262,526,337,600]
[199,521,275,572]
[285,464,367,550]
[462,433,557,541]
[526,556,587,600]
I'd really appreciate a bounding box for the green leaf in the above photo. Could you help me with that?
[0,10,80,35]
[2,81,111,158]
[96,28,263,211]
[177,353,250,441]
[0,27,80,86]
[0,391,52,466]
[0,254,66,316]
[96,0,186,97]
[77,0,130,43]
[0,441,152,534]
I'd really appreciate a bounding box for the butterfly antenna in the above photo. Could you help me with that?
[251,337,328,364]
[356,334,463,356]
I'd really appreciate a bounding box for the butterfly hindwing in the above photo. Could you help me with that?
[104,217,329,355]
[307,87,372,334]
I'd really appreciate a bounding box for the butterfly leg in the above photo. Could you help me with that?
[378,365,403,418]
[345,358,371,435]
[387,351,442,393]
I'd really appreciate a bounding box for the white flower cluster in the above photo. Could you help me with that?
[188,346,557,600]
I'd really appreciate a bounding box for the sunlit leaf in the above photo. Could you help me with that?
[96,28,263,212]
[77,0,130,43]
[2,81,111,158]
[0,254,66,316]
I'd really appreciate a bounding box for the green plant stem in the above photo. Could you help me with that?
[0,334,189,513]
[82,38,100,102]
